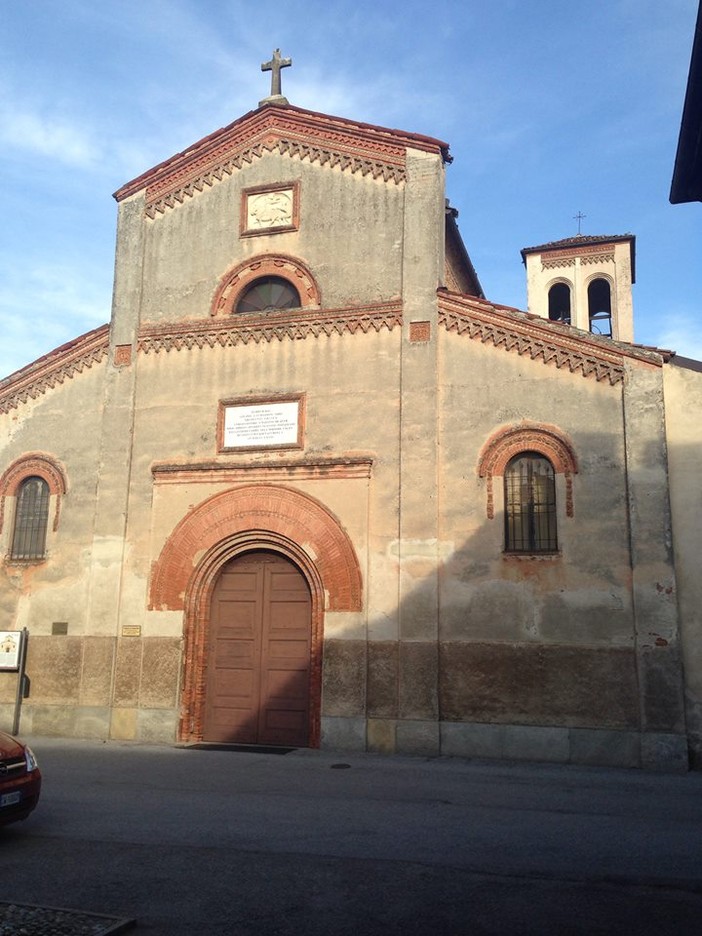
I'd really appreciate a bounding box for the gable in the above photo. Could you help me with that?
[110,106,451,332]
[114,104,450,218]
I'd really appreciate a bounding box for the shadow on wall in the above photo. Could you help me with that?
[192,430,692,766]
[2,428,692,769]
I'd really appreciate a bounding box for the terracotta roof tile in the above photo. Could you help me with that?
[521,233,634,254]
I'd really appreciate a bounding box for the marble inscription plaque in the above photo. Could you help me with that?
[223,399,301,449]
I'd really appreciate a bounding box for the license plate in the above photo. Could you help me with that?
[0,792,21,807]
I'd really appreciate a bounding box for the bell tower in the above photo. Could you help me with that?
[520,234,635,343]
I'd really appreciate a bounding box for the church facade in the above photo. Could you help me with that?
[1,74,701,770]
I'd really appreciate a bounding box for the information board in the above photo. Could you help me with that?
[0,631,23,671]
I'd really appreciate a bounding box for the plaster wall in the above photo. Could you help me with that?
[435,332,639,731]
[121,326,401,629]
[664,359,702,764]
[0,363,123,738]
[622,361,686,768]
[107,145,446,744]
[0,139,450,745]
[130,155,406,327]
[104,324,404,742]
[0,364,107,635]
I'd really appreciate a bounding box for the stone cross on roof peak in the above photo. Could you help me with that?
[259,48,292,107]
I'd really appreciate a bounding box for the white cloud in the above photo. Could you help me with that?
[656,312,702,362]
[0,100,101,168]
[0,262,110,378]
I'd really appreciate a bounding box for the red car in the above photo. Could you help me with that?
[0,730,41,826]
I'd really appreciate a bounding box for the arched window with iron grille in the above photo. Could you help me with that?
[504,453,557,553]
[11,476,50,560]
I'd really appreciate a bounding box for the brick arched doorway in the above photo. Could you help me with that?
[148,484,363,747]
[204,550,313,746]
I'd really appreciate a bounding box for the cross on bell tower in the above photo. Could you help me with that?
[259,49,292,107]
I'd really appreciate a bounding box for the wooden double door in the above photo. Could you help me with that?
[203,551,313,746]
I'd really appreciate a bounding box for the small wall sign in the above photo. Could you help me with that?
[0,631,23,671]
[241,182,299,237]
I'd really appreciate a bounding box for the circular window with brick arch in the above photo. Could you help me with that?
[211,255,320,317]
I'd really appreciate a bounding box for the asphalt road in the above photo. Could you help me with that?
[2,738,702,934]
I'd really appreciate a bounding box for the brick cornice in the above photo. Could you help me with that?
[0,325,109,415]
[437,291,662,385]
[541,247,615,271]
[114,106,445,218]
[541,256,576,270]
[138,302,402,354]
[152,456,373,484]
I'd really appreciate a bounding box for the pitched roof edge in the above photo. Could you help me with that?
[444,211,485,299]
[0,324,110,412]
[521,233,635,254]
[670,1,702,203]
[520,234,636,284]
[437,289,667,369]
[114,104,451,202]
[669,353,702,372]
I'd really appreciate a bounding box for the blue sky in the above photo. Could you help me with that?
[1,0,700,377]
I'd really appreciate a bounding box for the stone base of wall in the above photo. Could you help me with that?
[320,715,366,751]
[2,705,689,773]
[0,703,178,744]
[0,703,112,740]
[363,717,689,772]
[110,707,179,742]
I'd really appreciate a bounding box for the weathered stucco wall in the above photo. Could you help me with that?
[0,361,118,737]
[134,156,405,326]
[664,358,702,766]
[0,364,107,634]
[437,332,638,732]
[0,107,696,771]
